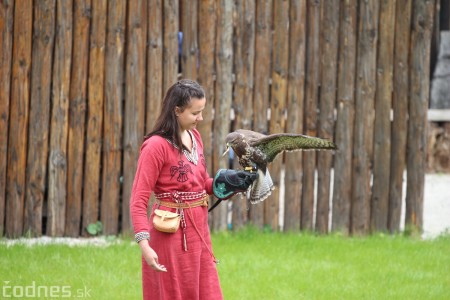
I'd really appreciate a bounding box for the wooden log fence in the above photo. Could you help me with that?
[0,0,438,237]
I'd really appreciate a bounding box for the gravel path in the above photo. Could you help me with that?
[1,236,125,247]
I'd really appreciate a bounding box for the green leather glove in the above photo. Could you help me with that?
[212,169,258,200]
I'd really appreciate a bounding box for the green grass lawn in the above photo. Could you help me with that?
[215,229,450,300]
[1,228,449,299]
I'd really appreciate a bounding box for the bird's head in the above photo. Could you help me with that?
[222,132,245,157]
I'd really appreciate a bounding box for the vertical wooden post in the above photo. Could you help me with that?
[301,0,320,231]
[252,0,272,137]
[102,0,125,235]
[47,0,73,237]
[163,0,179,92]
[5,0,32,238]
[389,0,412,233]
[316,0,339,234]
[197,0,216,171]
[351,0,379,235]
[250,0,272,229]
[197,0,216,229]
[232,0,255,230]
[284,0,306,232]
[146,0,163,133]
[406,0,435,233]
[181,0,198,80]
[25,0,55,237]
[123,0,147,234]
[66,0,91,237]
[83,0,107,236]
[0,0,14,237]
[212,0,233,231]
[267,0,289,231]
[332,0,357,234]
[371,0,396,232]
[233,0,255,131]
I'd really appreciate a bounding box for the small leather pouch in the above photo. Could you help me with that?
[153,209,181,233]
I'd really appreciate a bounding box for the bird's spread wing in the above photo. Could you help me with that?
[252,133,337,163]
[234,129,267,142]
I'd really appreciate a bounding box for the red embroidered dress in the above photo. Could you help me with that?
[130,129,223,300]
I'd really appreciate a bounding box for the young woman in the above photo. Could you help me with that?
[130,79,257,299]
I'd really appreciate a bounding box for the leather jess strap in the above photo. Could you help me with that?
[155,195,209,209]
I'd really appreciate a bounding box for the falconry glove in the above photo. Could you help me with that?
[213,169,258,200]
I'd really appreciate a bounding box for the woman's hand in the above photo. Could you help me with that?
[139,241,167,272]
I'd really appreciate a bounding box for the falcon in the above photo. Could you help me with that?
[223,129,338,203]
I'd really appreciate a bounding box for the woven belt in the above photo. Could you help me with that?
[155,190,206,201]
[155,195,209,209]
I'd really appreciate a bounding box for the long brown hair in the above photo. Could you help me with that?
[144,79,205,152]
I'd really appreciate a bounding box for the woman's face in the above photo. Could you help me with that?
[175,97,206,131]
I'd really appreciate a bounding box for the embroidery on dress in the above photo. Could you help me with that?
[170,161,194,182]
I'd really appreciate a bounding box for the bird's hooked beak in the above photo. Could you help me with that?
[222,144,230,157]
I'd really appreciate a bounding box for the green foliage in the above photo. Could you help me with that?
[86,221,103,236]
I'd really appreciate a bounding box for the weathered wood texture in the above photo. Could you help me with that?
[196,0,216,230]
[146,0,163,133]
[197,0,215,174]
[406,0,436,233]
[47,0,73,237]
[212,0,233,231]
[101,0,125,235]
[181,0,198,80]
[163,0,179,92]
[266,0,289,231]
[66,0,91,237]
[24,0,55,237]
[301,0,320,231]
[0,0,438,237]
[371,0,396,232]
[0,0,14,237]
[232,0,255,230]
[250,0,272,229]
[5,0,32,238]
[316,0,339,234]
[389,0,412,233]
[351,0,379,235]
[332,0,357,234]
[284,0,306,232]
[82,0,107,236]
[122,0,147,234]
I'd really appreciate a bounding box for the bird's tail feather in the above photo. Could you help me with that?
[249,169,275,204]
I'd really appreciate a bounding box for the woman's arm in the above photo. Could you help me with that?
[130,139,167,272]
